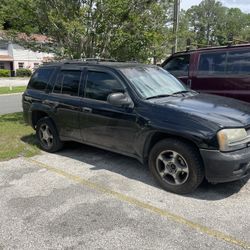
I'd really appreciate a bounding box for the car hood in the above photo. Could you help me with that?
[151,93,250,128]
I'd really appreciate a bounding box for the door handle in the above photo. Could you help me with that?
[43,100,59,108]
[187,79,192,89]
[81,107,92,113]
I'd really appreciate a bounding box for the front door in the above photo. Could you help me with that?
[191,49,250,102]
[163,54,190,85]
[79,68,139,155]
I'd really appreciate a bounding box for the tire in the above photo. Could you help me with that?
[36,117,64,153]
[148,138,204,194]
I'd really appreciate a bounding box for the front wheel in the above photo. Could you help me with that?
[36,117,63,153]
[149,139,204,194]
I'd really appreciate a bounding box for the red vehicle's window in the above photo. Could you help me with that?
[164,55,190,77]
[198,52,226,76]
[227,50,250,75]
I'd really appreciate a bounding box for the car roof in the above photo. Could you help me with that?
[171,43,250,56]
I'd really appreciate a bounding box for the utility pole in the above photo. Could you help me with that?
[173,0,180,54]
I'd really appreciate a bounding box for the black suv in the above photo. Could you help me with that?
[23,61,250,194]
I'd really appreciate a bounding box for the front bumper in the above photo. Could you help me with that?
[200,148,250,183]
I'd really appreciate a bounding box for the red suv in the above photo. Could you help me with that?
[162,44,250,103]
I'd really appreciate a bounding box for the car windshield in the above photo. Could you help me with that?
[120,66,188,99]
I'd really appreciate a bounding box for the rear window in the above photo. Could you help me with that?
[163,55,190,77]
[227,50,250,75]
[198,52,226,76]
[28,68,54,90]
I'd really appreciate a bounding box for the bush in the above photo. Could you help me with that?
[0,69,11,77]
[16,68,32,77]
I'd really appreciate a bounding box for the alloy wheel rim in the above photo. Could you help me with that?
[156,150,189,186]
[39,124,53,148]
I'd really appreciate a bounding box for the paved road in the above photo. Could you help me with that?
[0,94,23,115]
[0,78,29,87]
[0,144,249,249]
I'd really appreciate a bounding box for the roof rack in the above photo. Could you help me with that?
[62,58,117,64]
[83,58,117,62]
[186,35,250,51]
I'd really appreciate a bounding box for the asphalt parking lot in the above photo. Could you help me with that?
[0,143,249,249]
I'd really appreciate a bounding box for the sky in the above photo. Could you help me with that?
[180,0,250,13]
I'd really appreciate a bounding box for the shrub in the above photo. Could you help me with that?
[16,68,32,77]
[0,69,11,77]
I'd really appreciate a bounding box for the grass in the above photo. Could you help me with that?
[0,112,40,161]
[0,86,26,95]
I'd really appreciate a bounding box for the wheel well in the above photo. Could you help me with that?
[144,132,200,163]
[32,110,48,128]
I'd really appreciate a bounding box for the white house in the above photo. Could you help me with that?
[0,40,54,75]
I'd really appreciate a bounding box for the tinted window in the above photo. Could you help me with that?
[53,73,63,94]
[53,70,81,95]
[227,50,250,75]
[85,71,123,101]
[62,71,81,96]
[28,68,54,90]
[164,55,190,76]
[198,52,226,75]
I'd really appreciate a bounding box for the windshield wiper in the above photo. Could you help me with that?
[146,94,171,100]
[171,90,191,95]
[146,90,195,100]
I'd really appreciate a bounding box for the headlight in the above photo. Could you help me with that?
[217,128,248,152]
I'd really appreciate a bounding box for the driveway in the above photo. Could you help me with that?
[0,143,249,249]
[0,93,22,115]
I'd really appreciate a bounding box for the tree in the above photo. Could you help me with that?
[0,0,39,34]
[0,0,177,60]
[184,0,250,47]
[34,0,173,61]
[185,0,227,46]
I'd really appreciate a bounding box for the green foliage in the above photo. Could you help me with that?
[0,69,10,77]
[184,0,250,47]
[33,0,174,61]
[1,0,250,61]
[0,0,39,34]
[16,69,32,77]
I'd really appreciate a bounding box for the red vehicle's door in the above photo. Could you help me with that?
[191,48,250,103]
[190,51,229,97]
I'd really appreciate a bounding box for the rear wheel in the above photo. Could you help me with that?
[149,139,204,194]
[36,117,63,152]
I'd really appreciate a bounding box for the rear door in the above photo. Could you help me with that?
[79,67,139,155]
[162,54,190,85]
[46,67,83,140]
[192,48,250,102]
[23,67,55,123]
[191,50,229,97]
[224,48,250,102]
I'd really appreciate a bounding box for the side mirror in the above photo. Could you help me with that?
[107,92,134,108]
